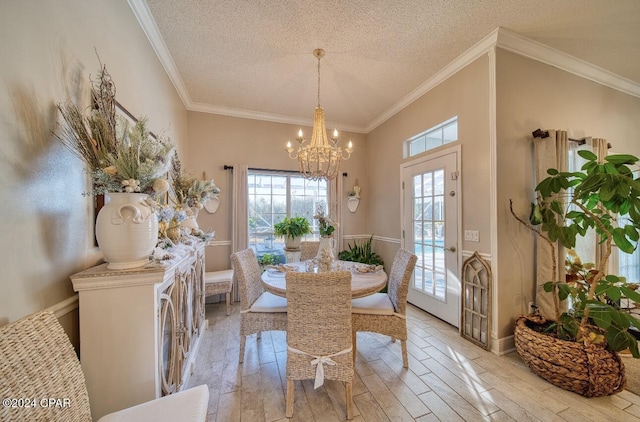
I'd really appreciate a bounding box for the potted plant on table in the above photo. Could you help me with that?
[511,150,640,397]
[258,253,277,272]
[273,216,312,250]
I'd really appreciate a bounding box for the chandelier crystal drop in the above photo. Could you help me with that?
[286,48,352,180]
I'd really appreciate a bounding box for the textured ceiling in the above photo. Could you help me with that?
[140,0,640,132]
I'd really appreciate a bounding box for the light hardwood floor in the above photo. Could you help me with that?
[189,301,640,421]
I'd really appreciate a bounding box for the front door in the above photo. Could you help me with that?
[402,147,460,327]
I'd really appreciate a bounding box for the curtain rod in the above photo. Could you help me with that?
[531,128,612,148]
[223,165,300,175]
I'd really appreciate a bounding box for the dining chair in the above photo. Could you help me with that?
[299,240,320,261]
[231,248,288,363]
[204,269,233,316]
[351,248,417,368]
[285,271,354,420]
[0,310,208,422]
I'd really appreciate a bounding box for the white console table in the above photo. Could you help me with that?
[71,242,206,420]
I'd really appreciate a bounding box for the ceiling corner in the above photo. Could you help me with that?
[496,27,640,99]
[127,0,193,109]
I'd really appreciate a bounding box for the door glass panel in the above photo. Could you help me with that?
[434,170,444,195]
[413,267,424,290]
[411,168,447,301]
[413,175,422,197]
[413,197,422,219]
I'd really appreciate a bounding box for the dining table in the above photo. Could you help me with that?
[260,260,387,299]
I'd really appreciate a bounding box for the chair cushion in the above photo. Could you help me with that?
[351,293,395,315]
[97,384,209,422]
[250,292,288,313]
[205,269,233,283]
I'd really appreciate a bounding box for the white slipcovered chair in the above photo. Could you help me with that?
[0,310,208,422]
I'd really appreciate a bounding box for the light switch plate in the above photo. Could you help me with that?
[464,230,480,242]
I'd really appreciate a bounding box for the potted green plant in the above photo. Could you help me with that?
[338,235,384,267]
[273,216,311,250]
[257,253,277,272]
[511,150,640,397]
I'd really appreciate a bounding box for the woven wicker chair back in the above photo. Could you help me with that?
[299,241,320,261]
[231,248,265,310]
[0,310,92,421]
[387,248,418,314]
[285,271,354,380]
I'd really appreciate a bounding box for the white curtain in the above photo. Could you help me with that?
[534,133,609,319]
[329,175,342,253]
[571,137,608,271]
[231,163,248,302]
[534,130,569,319]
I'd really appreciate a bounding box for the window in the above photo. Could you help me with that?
[404,117,458,158]
[619,212,640,282]
[568,144,639,283]
[248,171,328,263]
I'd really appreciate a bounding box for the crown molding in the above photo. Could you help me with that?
[365,28,500,133]
[127,0,193,108]
[366,26,640,132]
[189,102,367,134]
[127,5,640,133]
[495,27,640,99]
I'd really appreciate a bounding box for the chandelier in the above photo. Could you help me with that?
[286,48,352,180]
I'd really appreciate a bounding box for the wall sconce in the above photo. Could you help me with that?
[347,179,360,213]
[204,196,220,214]
[202,171,220,214]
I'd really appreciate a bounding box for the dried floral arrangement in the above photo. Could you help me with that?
[56,63,174,196]
[170,151,220,209]
[314,204,338,237]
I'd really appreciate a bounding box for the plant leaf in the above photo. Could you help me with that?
[578,149,598,161]
[605,154,639,165]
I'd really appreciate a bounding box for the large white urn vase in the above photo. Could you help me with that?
[95,193,159,270]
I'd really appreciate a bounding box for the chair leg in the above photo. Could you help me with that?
[401,339,408,368]
[391,337,396,343]
[285,379,294,418]
[352,332,357,365]
[239,335,246,363]
[257,331,261,339]
[225,292,231,316]
[345,381,353,420]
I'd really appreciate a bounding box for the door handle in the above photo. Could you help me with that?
[446,246,456,252]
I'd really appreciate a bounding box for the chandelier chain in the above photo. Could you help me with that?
[317,54,321,107]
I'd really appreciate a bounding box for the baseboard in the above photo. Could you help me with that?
[492,334,515,356]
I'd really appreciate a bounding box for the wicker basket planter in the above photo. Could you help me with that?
[514,315,626,397]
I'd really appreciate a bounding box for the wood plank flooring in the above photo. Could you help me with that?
[189,302,640,421]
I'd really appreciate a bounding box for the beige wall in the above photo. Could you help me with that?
[0,0,187,341]
[495,48,640,338]
[3,1,639,356]
[186,112,368,271]
[365,55,491,270]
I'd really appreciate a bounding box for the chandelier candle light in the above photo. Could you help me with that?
[286,48,353,180]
